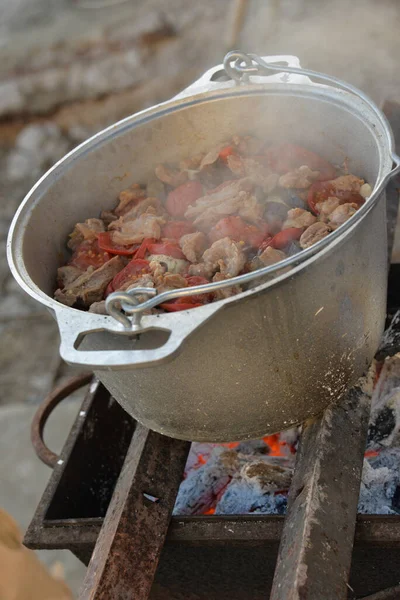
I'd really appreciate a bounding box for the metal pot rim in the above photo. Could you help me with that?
[6,81,399,317]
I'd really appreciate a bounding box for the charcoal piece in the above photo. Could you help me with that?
[392,484,400,512]
[368,406,396,443]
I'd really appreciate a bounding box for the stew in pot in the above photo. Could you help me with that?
[54,136,372,314]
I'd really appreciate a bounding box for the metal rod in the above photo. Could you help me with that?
[270,366,376,600]
[79,424,190,599]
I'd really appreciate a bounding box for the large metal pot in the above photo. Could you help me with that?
[7,52,400,442]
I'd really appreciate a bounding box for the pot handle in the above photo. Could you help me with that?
[173,54,311,99]
[56,302,221,369]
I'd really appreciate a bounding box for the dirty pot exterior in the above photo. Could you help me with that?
[7,54,400,441]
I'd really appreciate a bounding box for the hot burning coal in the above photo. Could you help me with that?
[174,354,400,516]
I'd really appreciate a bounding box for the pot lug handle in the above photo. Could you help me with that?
[55,302,221,370]
[173,54,309,99]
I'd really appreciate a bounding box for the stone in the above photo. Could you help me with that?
[0,315,61,406]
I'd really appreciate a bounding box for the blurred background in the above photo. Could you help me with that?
[1,0,400,594]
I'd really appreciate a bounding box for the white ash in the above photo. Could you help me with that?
[358,450,400,515]
[174,355,400,516]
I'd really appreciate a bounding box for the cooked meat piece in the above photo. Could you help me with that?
[202,237,246,277]
[157,273,188,293]
[111,197,166,225]
[212,272,242,300]
[316,197,340,221]
[149,260,167,288]
[360,183,372,198]
[232,135,264,156]
[199,144,226,170]
[67,218,105,250]
[258,246,286,266]
[124,275,156,304]
[300,222,331,248]
[282,208,317,229]
[185,178,254,229]
[117,273,155,293]
[227,155,279,193]
[180,232,208,263]
[278,166,320,189]
[57,265,83,288]
[115,184,146,216]
[147,254,188,274]
[331,174,364,193]
[155,164,188,187]
[100,210,118,226]
[55,256,124,308]
[188,262,214,278]
[110,211,165,245]
[146,178,166,200]
[88,300,108,314]
[327,203,358,229]
[149,260,187,293]
[237,193,264,224]
[180,153,205,171]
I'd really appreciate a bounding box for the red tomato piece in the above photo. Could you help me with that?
[165,181,203,217]
[266,144,336,181]
[147,242,186,260]
[267,228,303,250]
[162,221,196,240]
[218,146,236,163]
[134,238,157,260]
[97,232,139,256]
[106,259,150,295]
[209,216,268,248]
[69,240,111,270]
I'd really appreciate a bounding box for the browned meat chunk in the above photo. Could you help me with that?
[199,144,226,170]
[55,256,124,308]
[155,164,188,187]
[109,211,165,245]
[258,246,286,266]
[115,184,146,216]
[180,232,208,263]
[148,260,187,293]
[88,301,108,314]
[232,135,264,156]
[278,166,320,189]
[327,203,358,229]
[57,265,83,288]
[227,155,279,193]
[67,218,105,251]
[188,263,214,278]
[111,197,166,224]
[331,174,364,193]
[100,210,118,226]
[184,178,255,229]
[179,153,205,171]
[282,208,317,230]
[212,272,242,300]
[300,222,331,248]
[316,197,340,221]
[202,237,246,277]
